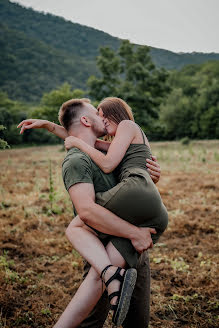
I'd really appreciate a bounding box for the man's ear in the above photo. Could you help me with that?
[80,116,92,127]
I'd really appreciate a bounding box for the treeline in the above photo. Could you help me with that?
[1,40,218,148]
[160,61,219,139]
[0,91,60,148]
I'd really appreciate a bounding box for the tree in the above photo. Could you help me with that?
[0,91,27,145]
[193,71,219,138]
[88,47,121,101]
[0,125,9,149]
[31,83,85,123]
[87,40,170,136]
[0,90,62,146]
[159,88,195,139]
[160,61,219,140]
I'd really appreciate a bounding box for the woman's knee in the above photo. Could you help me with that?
[66,215,84,236]
[65,224,76,240]
[106,242,126,268]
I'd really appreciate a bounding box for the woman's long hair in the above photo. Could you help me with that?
[97,97,135,124]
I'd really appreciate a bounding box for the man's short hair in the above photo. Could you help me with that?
[58,98,91,131]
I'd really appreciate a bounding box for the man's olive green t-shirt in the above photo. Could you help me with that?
[62,148,117,195]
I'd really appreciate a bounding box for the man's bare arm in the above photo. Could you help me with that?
[68,183,156,252]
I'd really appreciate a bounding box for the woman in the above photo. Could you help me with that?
[17,97,167,327]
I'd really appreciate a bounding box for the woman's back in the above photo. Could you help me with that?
[116,124,152,180]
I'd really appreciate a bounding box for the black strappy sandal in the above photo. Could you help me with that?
[101,264,137,326]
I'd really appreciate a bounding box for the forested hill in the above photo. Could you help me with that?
[0,0,120,60]
[0,23,98,102]
[1,0,219,102]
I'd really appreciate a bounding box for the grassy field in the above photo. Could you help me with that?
[0,140,218,328]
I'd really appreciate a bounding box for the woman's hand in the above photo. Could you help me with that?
[146,155,161,184]
[17,119,53,134]
[64,136,81,150]
[18,119,68,140]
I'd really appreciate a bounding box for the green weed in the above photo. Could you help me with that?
[172,293,199,302]
[152,255,190,273]
[214,151,219,161]
[153,257,163,264]
[0,251,28,284]
[188,145,195,156]
[14,312,34,325]
[170,257,190,272]
[207,300,219,310]
[41,308,51,316]
[49,159,55,211]
[47,160,63,215]
[72,261,79,267]
[7,157,12,165]
[0,250,14,269]
[72,249,81,259]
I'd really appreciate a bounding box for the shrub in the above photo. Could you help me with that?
[180,136,190,145]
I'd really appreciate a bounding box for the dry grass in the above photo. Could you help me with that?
[0,140,218,328]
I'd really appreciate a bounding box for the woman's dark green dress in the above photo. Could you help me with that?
[95,129,168,268]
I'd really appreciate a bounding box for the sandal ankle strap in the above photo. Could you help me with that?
[100,264,113,280]
[105,267,124,288]
[108,291,120,303]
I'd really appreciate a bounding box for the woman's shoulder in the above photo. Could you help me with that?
[117,120,150,146]
[117,120,146,137]
[117,120,138,131]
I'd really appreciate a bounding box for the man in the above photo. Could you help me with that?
[18,98,161,327]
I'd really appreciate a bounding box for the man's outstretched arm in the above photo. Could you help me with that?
[68,183,156,253]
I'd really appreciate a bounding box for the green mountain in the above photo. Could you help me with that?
[0,23,97,102]
[1,0,219,102]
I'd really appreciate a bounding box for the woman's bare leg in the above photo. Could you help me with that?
[53,267,103,328]
[66,217,127,305]
[54,238,126,328]
[65,216,117,275]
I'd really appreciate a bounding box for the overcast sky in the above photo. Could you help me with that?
[11,0,219,53]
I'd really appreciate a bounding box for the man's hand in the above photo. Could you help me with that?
[146,155,161,184]
[17,119,53,134]
[131,227,156,253]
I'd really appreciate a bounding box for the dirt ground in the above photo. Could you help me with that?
[0,141,218,328]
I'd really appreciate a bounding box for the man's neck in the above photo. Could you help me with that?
[69,130,96,148]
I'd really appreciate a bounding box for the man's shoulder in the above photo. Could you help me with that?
[62,147,117,193]
[62,148,95,191]
[62,148,92,169]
